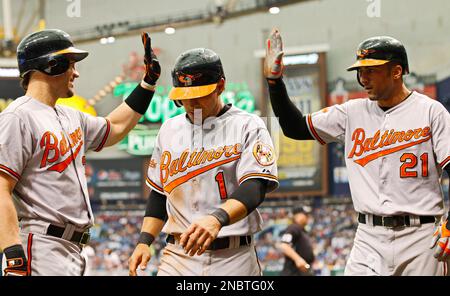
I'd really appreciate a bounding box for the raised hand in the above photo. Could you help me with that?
[264,28,284,79]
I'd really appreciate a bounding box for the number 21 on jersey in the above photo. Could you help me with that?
[400,153,428,178]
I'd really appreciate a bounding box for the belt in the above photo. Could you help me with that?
[46,224,91,245]
[166,234,252,250]
[358,213,436,228]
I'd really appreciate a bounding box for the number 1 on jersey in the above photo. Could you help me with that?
[215,172,228,200]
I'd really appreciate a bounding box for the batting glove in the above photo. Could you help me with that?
[430,215,450,261]
[264,28,284,79]
[141,32,161,89]
[3,244,29,276]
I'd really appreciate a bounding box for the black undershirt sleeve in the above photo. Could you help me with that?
[267,78,314,140]
[229,178,268,214]
[144,190,168,222]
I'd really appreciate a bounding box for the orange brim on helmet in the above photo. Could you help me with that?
[51,46,89,62]
[168,83,218,100]
[346,59,390,71]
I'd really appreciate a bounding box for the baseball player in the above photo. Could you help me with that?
[264,29,450,275]
[128,48,279,276]
[0,29,160,275]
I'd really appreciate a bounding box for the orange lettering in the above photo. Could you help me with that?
[422,127,431,138]
[59,132,69,156]
[160,151,171,183]
[404,130,414,141]
[187,149,198,168]
[178,150,189,172]
[348,128,365,158]
[413,128,422,139]
[233,144,242,155]
[40,132,59,168]
[224,145,234,157]
[214,147,224,159]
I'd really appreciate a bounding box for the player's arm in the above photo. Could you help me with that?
[104,32,160,147]
[265,28,313,140]
[0,173,29,276]
[180,178,267,256]
[128,190,167,276]
[277,231,310,272]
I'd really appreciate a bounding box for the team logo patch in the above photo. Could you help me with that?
[177,72,202,86]
[357,49,376,59]
[252,142,275,166]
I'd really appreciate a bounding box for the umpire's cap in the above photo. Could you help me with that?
[293,206,312,215]
[347,36,409,74]
[17,29,88,78]
[169,48,225,101]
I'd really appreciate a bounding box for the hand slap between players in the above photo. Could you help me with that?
[264,28,284,79]
[430,216,450,261]
[141,32,161,88]
[180,215,222,256]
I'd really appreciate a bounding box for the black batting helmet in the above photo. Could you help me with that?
[347,36,409,74]
[17,29,88,78]
[168,48,225,105]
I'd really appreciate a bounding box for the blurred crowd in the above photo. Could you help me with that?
[85,199,357,276]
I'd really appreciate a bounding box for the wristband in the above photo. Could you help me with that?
[4,244,28,276]
[125,84,155,115]
[138,232,155,246]
[209,208,230,227]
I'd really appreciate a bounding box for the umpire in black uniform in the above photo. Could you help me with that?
[278,206,315,276]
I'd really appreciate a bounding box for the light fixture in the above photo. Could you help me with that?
[269,6,280,14]
[100,36,115,45]
[165,27,176,35]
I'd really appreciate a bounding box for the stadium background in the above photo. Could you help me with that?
[0,0,449,276]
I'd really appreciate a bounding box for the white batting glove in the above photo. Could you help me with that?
[430,215,450,261]
[264,28,284,79]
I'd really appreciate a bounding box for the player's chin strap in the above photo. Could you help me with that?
[3,244,29,276]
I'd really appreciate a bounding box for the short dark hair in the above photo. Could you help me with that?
[20,72,32,90]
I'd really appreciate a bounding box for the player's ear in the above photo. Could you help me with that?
[216,78,225,95]
[391,63,403,80]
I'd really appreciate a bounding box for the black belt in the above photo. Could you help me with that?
[166,234,252,250]
[358,213,436,228]
[46,224,90,245]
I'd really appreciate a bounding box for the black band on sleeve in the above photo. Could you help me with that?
[267,78,314,140]
[229,178,268,215]
[144,190,168,221]
[124,83,155,115]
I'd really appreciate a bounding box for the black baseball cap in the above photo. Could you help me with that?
[168,48,225,101]
[347,36,409,74]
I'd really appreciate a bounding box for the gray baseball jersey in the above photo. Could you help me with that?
[306,92,450,216]
[146,105,279,237]
[0,96,111,229]
[306,91,450,275]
